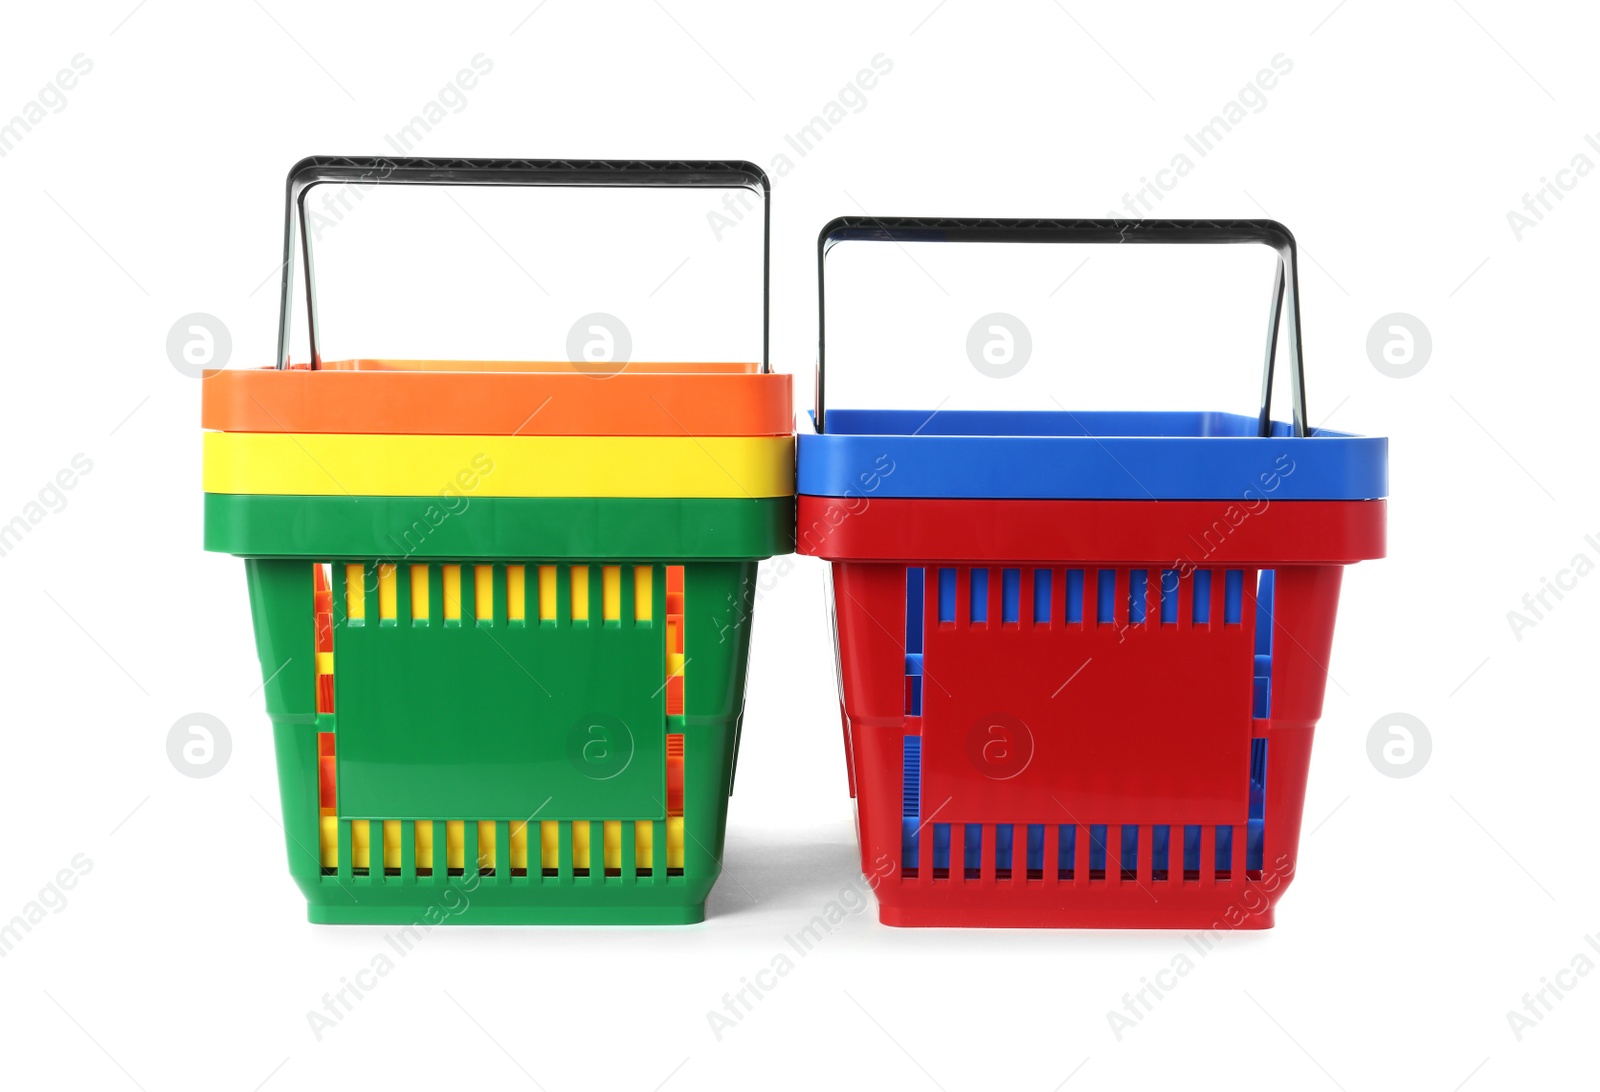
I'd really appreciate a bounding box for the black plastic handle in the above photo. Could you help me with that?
[815,217,1307,437]
[276,156,771,370]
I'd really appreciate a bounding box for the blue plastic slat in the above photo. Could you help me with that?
[1058,824,1076,875]
[963,824,982,873]
[1129,570,1148,624]
[1184,825,1202,872]
[1096,570,1115,624]
[1248,738,1268,873]
[970,569,989,623]
[901,736,921,866]
[905,568,924,653]
[937,568,956,623]
[1089,824,1108,873]
[797,410,1388,501]
[933,823,951,871]
[1120,824,1139,875]
[996,824,1014,871]
[1160,570,1179,624]
[1033,569,1052,624]
[1152,825,1171,875]
[1193,570,1212,624]
[1216,825,1234,872]
[1001,568,1020,624]
[1225,570,1244,624]
[1065,570,1084,623]
[1027,823,1045,872]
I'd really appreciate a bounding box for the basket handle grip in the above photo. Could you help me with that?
[276,156,771,371]
[815,217,1306,437]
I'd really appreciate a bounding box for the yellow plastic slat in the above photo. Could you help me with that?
[442,564,462,622]
[541,820,558,870]
[384,820,401,870]
[602,566,621,622]
[603,820,621,871]
[635,820,653,868]
[410,564,429,622]
[475,566,493,622]
[667,816,684,870]
[202,432,796,498]
[573,821,591,871]
[538,565,557,621]
[352,819,371,870]
[507,565,526,622]
[478,820,496,871]
[634,566,652,622]
[315,651,334,676]
[319,809,338,868]
[446,820,464,871]
[416,820,434,872]
[570,566,589,622]
[345,564,365,621]
[378,564,397,621]
[510,821,528,872]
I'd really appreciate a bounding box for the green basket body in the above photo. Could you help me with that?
[232,497,787,925]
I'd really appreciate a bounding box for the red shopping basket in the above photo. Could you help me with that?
[797,219,1388,929]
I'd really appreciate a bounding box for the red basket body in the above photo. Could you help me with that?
[802,495,1385,929]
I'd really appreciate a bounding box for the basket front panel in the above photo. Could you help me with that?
[333,562,668,820]
[919,565,1255,825]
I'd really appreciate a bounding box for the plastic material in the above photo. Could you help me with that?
[801,213,1386,928]
[206,494,793,560]
[215,155,785,924]
[202,363,792,436]
[797,410,1386,500]
[804,498,1383,928]
[202,432,794,498]
[248,559,754,924]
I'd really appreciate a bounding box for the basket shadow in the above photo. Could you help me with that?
[706,829,863,921]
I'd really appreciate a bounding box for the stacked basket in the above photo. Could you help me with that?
[204,158,791,924]
[799,219,1388,929]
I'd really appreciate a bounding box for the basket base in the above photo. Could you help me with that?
[875,885,1279,931]
[301,883,709,926]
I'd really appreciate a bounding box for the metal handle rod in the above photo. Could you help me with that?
[275,156,771,371]
[815,217,1308,437]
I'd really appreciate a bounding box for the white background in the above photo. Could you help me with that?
[2,2,1596,1089]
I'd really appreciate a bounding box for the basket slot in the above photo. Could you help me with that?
[1248,738,1268,877]
[1095,570,1116,626]
[1224,570,1245,625]
[1032,570,1052,626]
[1128,571,1148,626]
[936,568,956,624]
[1160,570,1179,625]
[1001,569,1021,625]
[1152,825,1171,881]
[1192,570,1212,624]
[970,569,989,625]
[1119,825,1139,881]
[1065,569,1085,624]
[904,569,925,717]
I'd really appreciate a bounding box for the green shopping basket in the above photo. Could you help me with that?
[206,157,791,925]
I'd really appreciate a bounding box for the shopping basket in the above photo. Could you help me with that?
[798,218,1387,929]
[204,157,792,925]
